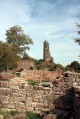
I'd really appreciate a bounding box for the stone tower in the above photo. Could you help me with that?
[43,40,52,62]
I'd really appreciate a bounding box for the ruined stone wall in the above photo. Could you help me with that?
[0,77,54,113]
[0,72,80,113]
[14,60,34,72]
[20,70,60,81]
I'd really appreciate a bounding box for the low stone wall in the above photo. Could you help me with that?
[0,71,80,113]
[0,77,54,113]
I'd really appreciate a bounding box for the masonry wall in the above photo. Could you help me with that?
[0,71,80,113]
[20,70,60,81]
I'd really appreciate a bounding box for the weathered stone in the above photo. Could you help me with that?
[0,71,80,115]
[0,115,3,119]
[43,40,53,62]
[0,81,9,88]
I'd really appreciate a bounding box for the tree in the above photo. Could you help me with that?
[0,42,19,71]
[66,61,80,72]
[75,22,80,45]
[5,25,33,55]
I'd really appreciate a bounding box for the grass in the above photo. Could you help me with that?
[27,79,39,86]
[26,111,41,119]
[0,110,19,119]
[0,110,4,115]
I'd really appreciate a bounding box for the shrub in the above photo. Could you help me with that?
[9,110,18,116]
[3,114,10,119]
[0,110,4,115]
[66,61,80,72]
[26,111,41,119]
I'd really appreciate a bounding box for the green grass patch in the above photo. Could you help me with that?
[26,111,41,119]
[9,110,19,116]
[27,79,39,86]
[0,110,4,115]
[3,110,19,119]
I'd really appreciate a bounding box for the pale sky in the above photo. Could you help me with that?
[0,0,80,66]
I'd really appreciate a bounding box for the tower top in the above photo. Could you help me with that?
[44,40,47,42]
[44,40,48,43]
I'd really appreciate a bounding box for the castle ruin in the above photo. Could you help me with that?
[43,40,53,62]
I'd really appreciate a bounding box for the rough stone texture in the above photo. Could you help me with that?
[43,40,53,62]
[13,59,34,72]
[0,71,80,114]
[0,72,16,81]
[20,70,60,81]
[0,115,3,119]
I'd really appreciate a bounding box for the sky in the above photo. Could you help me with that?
[0,0,80,66]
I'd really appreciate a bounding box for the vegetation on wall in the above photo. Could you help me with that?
[27,79,39,86]
[23,52,36,62]
[26,111,41,119]
[0,110,19,119]
[0,110,42,119]
[35,59,65,72]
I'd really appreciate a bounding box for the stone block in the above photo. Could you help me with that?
[7,103,15,109]
[0,81,9,88]
[0,103,3,108]
[2,88,12,96]
[0,115,3,119]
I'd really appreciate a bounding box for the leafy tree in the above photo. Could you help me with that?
[0,25,33,71]
[5,25,33,55]
[75,22,80,45]
[66,61,80,72]
[0,42,19,71]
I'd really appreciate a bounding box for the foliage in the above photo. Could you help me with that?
[0,110,4,115]
[35,59,55,70]
[3,114,10,119]
[5,25,33,55]
[49,64,65,72]
[26,111,41,119]
[75,22,80,45]
[23,52,35,62]
[35,59,65,71]
[9,110,19,116]
[2,110,19,119]
[56,113,63,119]
[27,79,39,86]
[0,25,33,71]
[66,61,80,72]
[0,42,19,71]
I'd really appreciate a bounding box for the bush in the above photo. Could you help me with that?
[3,114,10,119]
[9,110,18,116]
[0,110,4,115]
[26,111,41,119]
[66,61,80,72]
